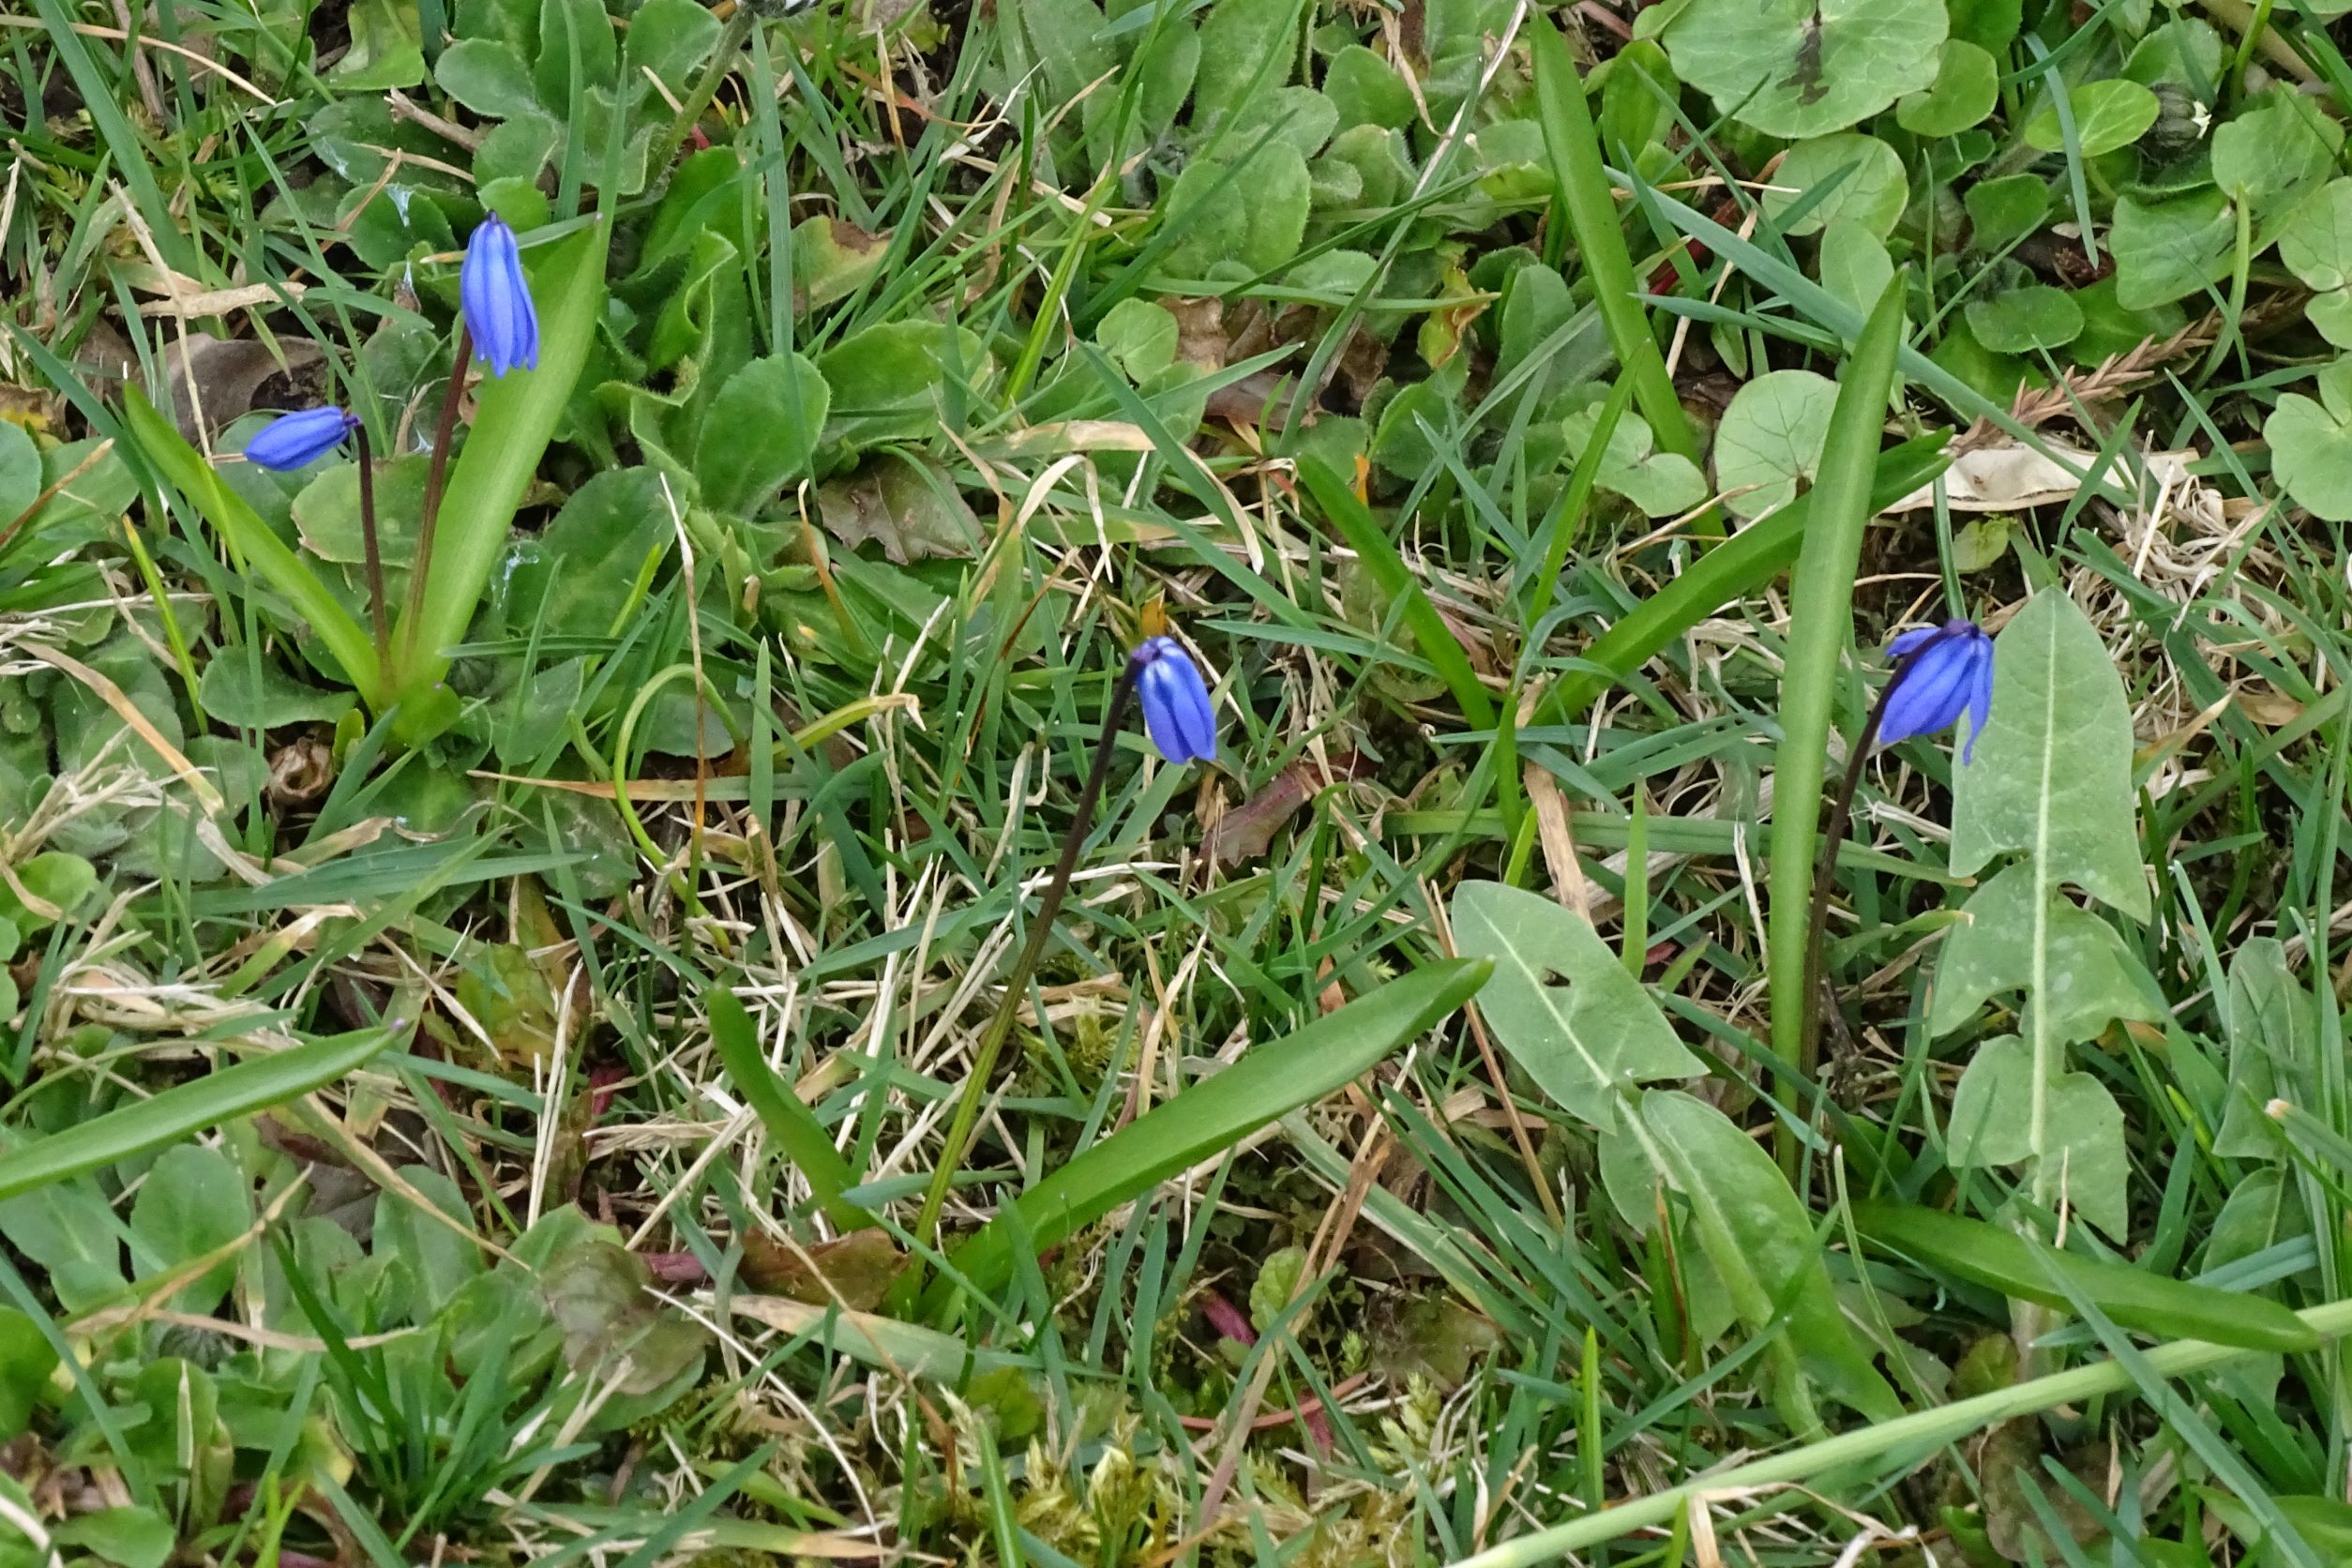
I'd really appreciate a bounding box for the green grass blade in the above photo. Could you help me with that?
[395,221,608,705]
[1451,1292,2352,1567]
[121,387,382,705]
[1296,458,1496,731]
[1766,275,1907,1103]
[931,957,1491,1304]
[1853,1202,2320,1354]
[1530,18,1702,508]
[1531,432,1950,731]
[0,1023,404,1203]
[705,986,867,1230]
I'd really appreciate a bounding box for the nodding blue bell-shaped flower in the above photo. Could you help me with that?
[1881,619,1995,762]
[243,406,357,471]
[460,214,538,377]
[1132,636,1216,764]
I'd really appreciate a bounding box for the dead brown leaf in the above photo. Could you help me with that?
[740,1229,906,1310]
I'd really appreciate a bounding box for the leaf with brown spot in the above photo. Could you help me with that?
[741,1229,906,1310]
[815,452,982,563]
[792,219,890,312]
[1201,752,1364,867]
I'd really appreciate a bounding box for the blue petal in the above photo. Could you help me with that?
[1885,625,1941,660]
[244,407,355,471]
[1879,638,1976,745]
[1957,636,1995,763]
[1134,638,1216,763]
[462,216,540,378]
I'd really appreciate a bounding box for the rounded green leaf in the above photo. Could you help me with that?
[433,36,540,117]
[1966,173,2053,255]
[1663,0,1945,138]
[1817,218,1893,318]
[1897,38,1998,136]
[2022,78,2159,157]
[1965,283,2084,353]
[2268,361,2352,521]
[2109,189,2235,310]
[1713,369,1838,519]
[2278,178,2352,293]
[1766,133,1907,237]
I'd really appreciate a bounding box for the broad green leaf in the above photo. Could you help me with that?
[817,321,990,451]
[2123,18,2222,96]
[1765,134,1907,237]
[128,1144,251,1315]
[1951,591,2148,919]
[622,0,721,94]
[1817,219,1893,320]
[1896,39,1998,136]
[51,1507,175,1568]
[936,958,1489,1299]
[2279,180,2352,293]
[0,1309,57,1439]
[1965,284,2083,353]
[1928,864,2164,1041]
[2216,938,2312,1157]
[434,37,540,117]
[1230,85,1341,158]
[1013,0,1111,107]
[1637,1091,1902,1427]
[0,1180,124,1312]
[399,220,607,708]
[1325,43,1415,129]
[815,453,984,564]
[331,0,425,87]
[1599,40,1678,157]
[791,218,888,310]
[1449,881,1700,1129]
[0,1023,402,1204]
[2022,79,2158,157]
[1851,1203,2318,1351]
[2109,190,2235,311]
[1563,407,1707,518]
[2266,359,2352,522]
[2070,275,2187,365]
[1096,300,1180,383]
[1192,0,1301,128]
[1947,1036,2132,1238]
[0,423,38,525]
[1712,369,1837,519]
[697,354,830,516]
[374,1166,483,1308]
[2212,92,2339,213]
[1662,0,1944,138]
[1966,173,2052,255]
[534,0,617,111]
[2308,291,2352,348]
[502,467,671,636]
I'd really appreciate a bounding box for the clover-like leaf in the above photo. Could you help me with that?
[1564,406,1706,518]
[1713,369,1837,519]
[2109,189,2234,310]
[1765,133,1907,237]
[1663,0,1945,139]
[2268,358,2352,521]
[1966,283,2084,354]
[2022,78,2158,157]
[2279,179,2352,293]
[1897,38,1998,137]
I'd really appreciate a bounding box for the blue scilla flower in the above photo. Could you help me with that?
[244,406,357,471]
[461,214,538,377]
[1881,619,1995,761]
[1132,636,1216,764]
